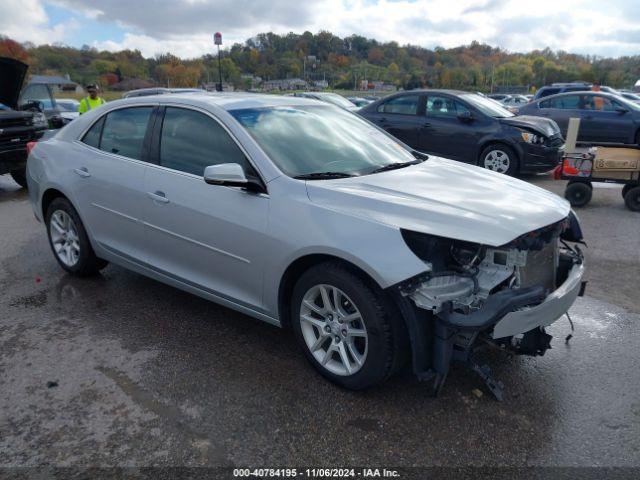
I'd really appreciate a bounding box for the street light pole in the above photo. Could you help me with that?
[214,32,223,92]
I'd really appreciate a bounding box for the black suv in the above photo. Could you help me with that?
[0,57,48,188]
[359,89,565,175]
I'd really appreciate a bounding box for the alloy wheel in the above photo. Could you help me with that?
[49,210,81,267]
[483,149,511,173]
[299,284,368,376]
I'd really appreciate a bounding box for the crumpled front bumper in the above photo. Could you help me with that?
[491,262,585,339]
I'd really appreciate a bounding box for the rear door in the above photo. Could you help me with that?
[418,94,478,162]
[142,106,269,311]
[71,105,156,261]
[364,94,423,148]
[579,94,633,143]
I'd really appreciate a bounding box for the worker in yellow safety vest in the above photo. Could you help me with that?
[78,84,106,114]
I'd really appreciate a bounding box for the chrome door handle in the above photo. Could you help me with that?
[73,167,91,178]
[147,191,169,204]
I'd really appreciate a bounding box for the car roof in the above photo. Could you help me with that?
[117,92,326,111]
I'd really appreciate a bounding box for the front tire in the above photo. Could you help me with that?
[45,197,108,276]
[291,262,405,390]
[10,168,28,189]
[480,144,518,175]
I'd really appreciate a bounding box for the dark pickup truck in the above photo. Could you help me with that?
[0,57,48,188]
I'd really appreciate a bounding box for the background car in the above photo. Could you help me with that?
[55,98,80,123]
[517,91,640,144]
[501,94,530,106]
[487,93,509,101]
[0,56,48,187]
[358,89,564,175]
[347,96,373,107]
[292,91,360,111]
[619,91,640,104]
[533,82,593,100]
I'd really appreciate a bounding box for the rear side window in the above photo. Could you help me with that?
[99,107,153,160]
[540,95,580,109]
[159,107,249,176]
[81,116,105,148]
[378,95,420,115]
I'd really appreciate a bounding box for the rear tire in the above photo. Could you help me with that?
[565,181,592,207]
[10,168,27,189]
[479,144,518,176]
[622,184,635,199]
[624,185,640,212]
[45,197,108,276]
[291,262,406,390]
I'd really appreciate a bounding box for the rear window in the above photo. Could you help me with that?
[378,95,420,115]
[537,88,560,98]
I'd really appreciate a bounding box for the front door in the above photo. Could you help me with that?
[579,94,634,143]
[143,106,269,311]
[419,95,479,163]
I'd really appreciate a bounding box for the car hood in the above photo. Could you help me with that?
[0,57,28,109]
[499,114,560,137]
[305,157,570,247]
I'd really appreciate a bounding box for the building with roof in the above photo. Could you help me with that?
[29,74,81,93]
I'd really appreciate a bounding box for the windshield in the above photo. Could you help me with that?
[231,105,417,177]
[461,94,515,118]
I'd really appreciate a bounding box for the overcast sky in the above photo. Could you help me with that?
[2,0,639,58]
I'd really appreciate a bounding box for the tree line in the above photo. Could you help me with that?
[1,31,639,91]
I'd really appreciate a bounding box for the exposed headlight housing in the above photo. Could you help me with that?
[400,229,484,271]
[521,131,546,145]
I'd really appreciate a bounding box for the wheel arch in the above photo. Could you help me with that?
[477,139,521,166]
[277,253,386,330]
[41,187,71,219]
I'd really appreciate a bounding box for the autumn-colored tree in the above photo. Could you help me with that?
[0,37,29,63]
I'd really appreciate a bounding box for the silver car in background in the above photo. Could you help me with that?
[26,93,586,395]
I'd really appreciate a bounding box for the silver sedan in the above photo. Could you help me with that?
[26,93,585,394]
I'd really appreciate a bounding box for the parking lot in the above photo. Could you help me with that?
[1,172,639,471]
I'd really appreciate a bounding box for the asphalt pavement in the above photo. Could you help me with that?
[1,173,639,474]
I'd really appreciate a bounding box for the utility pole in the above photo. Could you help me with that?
[214,32,223,92]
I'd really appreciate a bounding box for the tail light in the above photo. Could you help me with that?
[26,141,37,156]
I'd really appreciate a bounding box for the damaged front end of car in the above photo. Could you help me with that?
[391,211,586,400]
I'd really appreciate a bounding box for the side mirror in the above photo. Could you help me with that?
[204,163,264,193]
[457,111,474,122]
[204,163,248,186]
[615,106,628,114]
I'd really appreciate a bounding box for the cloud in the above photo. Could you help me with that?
[2,0,640,58]
[0,0,77,44]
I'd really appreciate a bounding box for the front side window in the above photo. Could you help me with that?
[159,107,249,176]
[581,95,617,112]
[378,95,420,115]
[231,105,417,178]
[425,96,469,118]
[98,107,152,160]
